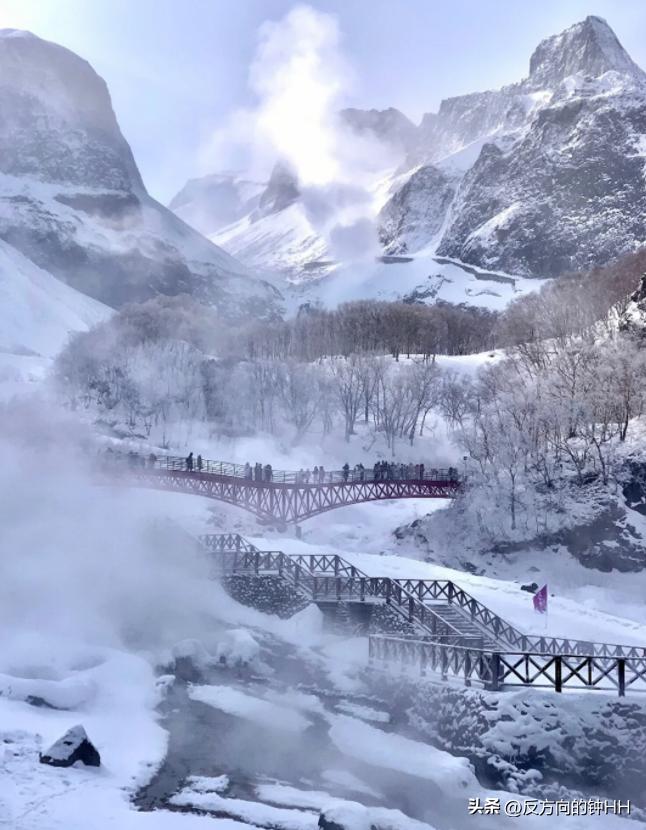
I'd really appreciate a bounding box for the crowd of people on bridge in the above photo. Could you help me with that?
[243,462,274,482]
[103,446,459,484]
[239,460,459,484]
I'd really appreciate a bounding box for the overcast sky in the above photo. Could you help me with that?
[3,0,646,202]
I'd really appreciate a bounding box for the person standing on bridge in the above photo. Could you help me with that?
[313,466,319,483]
[244,462,252,479]
[419,462,425,480]
[342,463,349,482]
[264,463,273,482]
[318,465,325,483]
[197,454,203,472]
[148,452,157,468]
[185,452,194,471]
[254,462,262,481]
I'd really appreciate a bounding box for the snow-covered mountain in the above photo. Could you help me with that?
[0,29,282,320]
[172,16,646,303]
[210,163,330,282]
[387,16,646,276]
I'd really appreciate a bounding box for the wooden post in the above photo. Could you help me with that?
[360,578,365,602]
[555,656,562,693]
[254,550,260,575]
[618,658,626,697]
[464,651,472,687]
[408,596,414,623]
[488,653,501,691]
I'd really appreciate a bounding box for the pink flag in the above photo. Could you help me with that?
[533,584,548,614]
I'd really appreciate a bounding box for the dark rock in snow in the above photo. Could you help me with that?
[39,725,101,768]
[318,813,347,830]
[520,582,539,594]
[256,163,300,218]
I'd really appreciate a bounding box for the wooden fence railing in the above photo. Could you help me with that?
[199,534,646,689]
[211,548,482,645]
[369,635,646,696]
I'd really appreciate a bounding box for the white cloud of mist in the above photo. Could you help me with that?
[250,5,347,188]
[203,4,402,264]
[0,397,221,672]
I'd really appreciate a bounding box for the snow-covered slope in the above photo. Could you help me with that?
[0,29,282,320]
[169,172,265,238]
[209,163,331,283]
[212,202,330,283]
[0,238,110,357]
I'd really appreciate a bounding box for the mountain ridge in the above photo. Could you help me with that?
[172,15,646,292]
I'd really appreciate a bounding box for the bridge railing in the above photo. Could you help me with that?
[211,548,469,643]
[199,533,259,554]
[369,635,646,696]
[394,577,646,659]
[107,450,461,486]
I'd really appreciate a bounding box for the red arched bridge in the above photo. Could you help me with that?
[106,453,461,524]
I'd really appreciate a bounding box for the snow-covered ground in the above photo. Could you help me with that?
[282,254,546,313]
[0,237,110,358]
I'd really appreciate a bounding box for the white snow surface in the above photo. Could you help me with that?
[188,684,313,733]
[0,237,110,357]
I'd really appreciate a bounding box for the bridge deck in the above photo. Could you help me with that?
[106,453,461,524]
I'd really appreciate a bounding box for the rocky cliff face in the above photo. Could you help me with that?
[379,165,455,253]
[388,16,646,277]
[0,30,281,319]
[340,107,418,153]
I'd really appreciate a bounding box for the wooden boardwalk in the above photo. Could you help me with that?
[203,533,646,696]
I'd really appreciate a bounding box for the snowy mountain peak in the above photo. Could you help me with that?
[0,28,37,39]
[340,107,417,151]
[256,163,300,218]
[0,27,142,190]
[0,30,282,318]
[527,16,643,88]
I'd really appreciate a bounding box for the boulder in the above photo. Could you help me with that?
[520,582,539,593]
[39,725,101,768]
